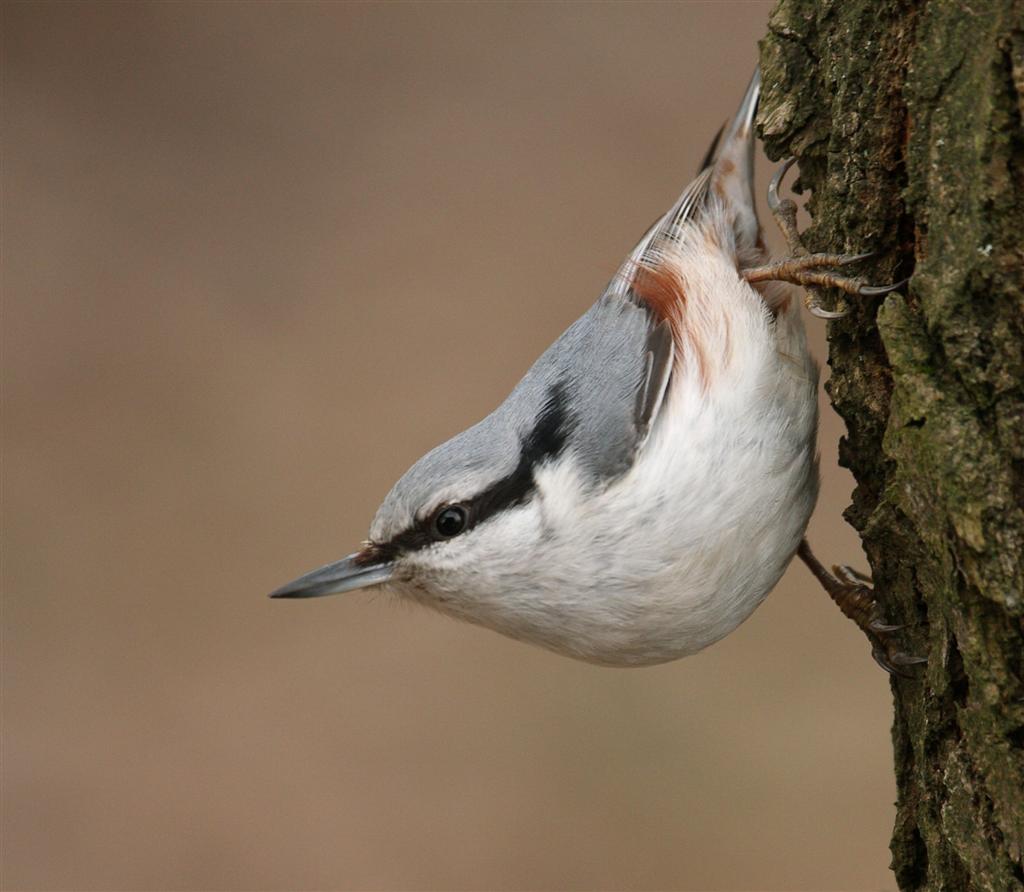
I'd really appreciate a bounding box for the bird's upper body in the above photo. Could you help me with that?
[272,71,820,667]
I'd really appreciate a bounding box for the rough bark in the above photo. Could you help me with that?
[759,1,1024,889]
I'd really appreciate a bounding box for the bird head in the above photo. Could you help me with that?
[270,380,580,629]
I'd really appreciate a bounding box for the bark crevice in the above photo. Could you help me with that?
[760,1,1024,888]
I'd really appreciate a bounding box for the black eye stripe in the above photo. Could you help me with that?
[365,383,573,562]
[463,383,571,527]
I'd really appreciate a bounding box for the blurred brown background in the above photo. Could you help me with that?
[3,3,897,890]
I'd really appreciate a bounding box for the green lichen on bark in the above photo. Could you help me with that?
[760,1,1024,889]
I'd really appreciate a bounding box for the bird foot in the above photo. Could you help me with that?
[797,540,926,677]
[745,158,908,318]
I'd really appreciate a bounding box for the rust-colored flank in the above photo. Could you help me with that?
[626,256,717,387]
[627,258,687,325]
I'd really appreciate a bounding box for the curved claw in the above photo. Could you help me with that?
[871,649,900,675]
[868,620,905,634]
[767,157,797,212]
[809,303,849,320]
[834,564,873,585]
[894,653,928,666]
[838,251,876,266]
[859,277,910,297]
[872,647,927,677]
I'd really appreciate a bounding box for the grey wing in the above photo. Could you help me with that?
[385,72,767,499]
[505,294,673,483]
[369,71,761,535]
[635,319,674,441]
[563,68,763,477]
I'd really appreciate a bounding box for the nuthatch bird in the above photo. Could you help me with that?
[272,70,919,673]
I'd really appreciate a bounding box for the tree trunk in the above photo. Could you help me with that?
[758,1,1024,888]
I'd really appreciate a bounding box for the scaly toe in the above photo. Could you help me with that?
[799,540,926,677]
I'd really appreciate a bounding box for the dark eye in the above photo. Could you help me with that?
[432,505,469,539]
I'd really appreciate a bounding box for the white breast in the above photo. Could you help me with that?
[493,234,818,666]
[402,223,819,667]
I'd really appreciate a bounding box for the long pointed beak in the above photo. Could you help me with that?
[269,553,394,599]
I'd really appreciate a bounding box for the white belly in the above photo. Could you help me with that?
[510,268,819,666]
[408,240,820,667]
[533,310,817,665]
